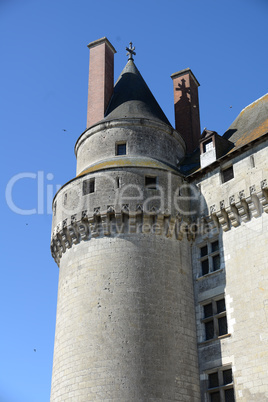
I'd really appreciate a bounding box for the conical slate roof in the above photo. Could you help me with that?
[103,59,171,126]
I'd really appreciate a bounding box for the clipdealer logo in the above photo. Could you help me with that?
[5,171,62,215]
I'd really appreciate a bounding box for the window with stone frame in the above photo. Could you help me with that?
[145,176,158,190]
[206,366,235,402]
[201,297,228,341]
[116,142,127,156]
[83,178,95,195]
[199,239,221,276]
[221,165,234,183]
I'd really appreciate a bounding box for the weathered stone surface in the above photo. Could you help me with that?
[192,140,268,401]
[51,235,200,401]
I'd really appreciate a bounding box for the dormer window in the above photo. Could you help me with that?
[200,132,216,169]
[200,129,234,169]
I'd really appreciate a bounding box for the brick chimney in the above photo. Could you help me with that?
[171,68,201,154]
[87,37,116,128]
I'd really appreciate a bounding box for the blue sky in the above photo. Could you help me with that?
[1,0,267,400]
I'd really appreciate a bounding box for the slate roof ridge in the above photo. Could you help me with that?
[240,93,268,114]
[223,92,268,144]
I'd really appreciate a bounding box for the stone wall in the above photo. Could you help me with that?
[51,234,200,401]
[191,139,268,401]
[75,119,185,176]
[50,163,202,401]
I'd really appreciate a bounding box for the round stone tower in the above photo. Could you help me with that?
[50,38,201,401]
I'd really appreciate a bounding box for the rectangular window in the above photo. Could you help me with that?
[199,239,221,276]
[207,367,235,402]
[145,176,157,190]
[116,142,126,156]
[203,139,214,153]
[221,166,234,183]
[202,297,228,341]
[83,178,95,195]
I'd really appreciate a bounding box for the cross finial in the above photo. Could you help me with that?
[126,42,136,61]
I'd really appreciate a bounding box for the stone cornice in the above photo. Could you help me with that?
[77,156,181,177]
[51,208,194,266]
[51,179,268,266]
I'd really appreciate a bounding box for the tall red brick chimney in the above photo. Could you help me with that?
[171,68,201,154]
[87,37,116,128]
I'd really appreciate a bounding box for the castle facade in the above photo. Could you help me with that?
[50,37,268,401]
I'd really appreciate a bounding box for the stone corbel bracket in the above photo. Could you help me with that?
[209,180,268,232]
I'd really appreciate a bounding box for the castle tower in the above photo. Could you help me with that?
[50,38,201,401]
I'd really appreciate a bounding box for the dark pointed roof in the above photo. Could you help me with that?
[103,60,171,126]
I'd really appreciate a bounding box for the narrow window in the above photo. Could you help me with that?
[211,240,219,252]
[250,155,255,168]
[202,259,209,276]
[212,255,221,271]
[221,166,234,183]
[145,176,157,190]
[201,245,208,257]
[204,303,213,318]
[223,369,233,385]
[205,320,215,341]
[204,302,214,340]
[83,178,95,195]
[209,372,219,388]
[116,142,126,156]
[116,177,120,188]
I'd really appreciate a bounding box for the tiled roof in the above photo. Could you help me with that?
[223,93,268,152]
